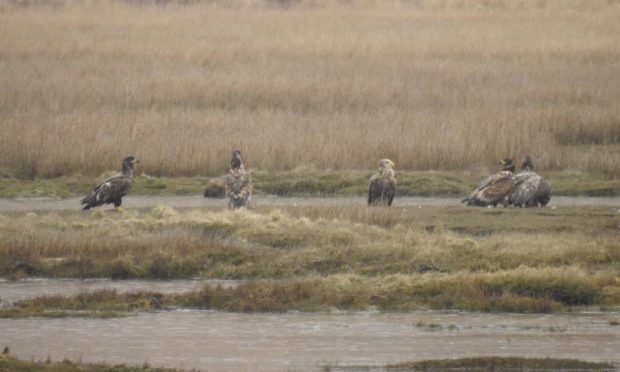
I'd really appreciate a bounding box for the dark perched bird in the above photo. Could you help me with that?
[224,149,252,209]
[462,159,517,207]
[80,155,138,210]
[509,156,552,207]
[368,158,396,206]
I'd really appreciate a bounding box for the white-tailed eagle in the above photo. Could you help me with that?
[81,155,138,210]
[509,156,552,207]
[368,158,396,206]
[462,159,517,207]
[224,149,252,209]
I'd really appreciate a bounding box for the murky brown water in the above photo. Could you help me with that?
[0,278,240,307]
[1,310,618,371]
[1,195,619,213]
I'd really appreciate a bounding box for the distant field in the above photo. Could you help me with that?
[0,0,619,178]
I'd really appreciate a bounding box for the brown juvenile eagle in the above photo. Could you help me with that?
[368,158,396,206]
[81,155,138,210]
[509,156,552,207]
[224,149,252,209]
[462,159,517,207]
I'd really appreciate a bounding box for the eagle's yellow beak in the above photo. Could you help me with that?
[389,160,396,168]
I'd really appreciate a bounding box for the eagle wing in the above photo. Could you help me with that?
[534,177,552,206]
[225,169,252,207]
[368,174,382,204]
[509,172,541,207]
[463,171,516,206]
[368,173,396,206]
[81,176,133,209]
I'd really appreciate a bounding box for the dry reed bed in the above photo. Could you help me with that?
[1,1,619,177]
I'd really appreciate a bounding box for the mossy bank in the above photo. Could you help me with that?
[1,170,619,199]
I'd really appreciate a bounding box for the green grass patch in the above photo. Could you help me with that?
[1,170,618,198]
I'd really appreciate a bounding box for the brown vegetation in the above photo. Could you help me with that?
[0,206,618,313]
[0,1,619,178]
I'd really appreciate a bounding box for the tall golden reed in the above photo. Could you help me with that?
[0,0,619,177]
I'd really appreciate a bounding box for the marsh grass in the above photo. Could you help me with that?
[0,206,618,313]
[2,267,618,316]
[0,1,619,178]
[1,170,619,198]
[0,206,618,278]
[1,206,618,280]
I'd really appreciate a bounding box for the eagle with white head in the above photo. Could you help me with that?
[368,158,396,206]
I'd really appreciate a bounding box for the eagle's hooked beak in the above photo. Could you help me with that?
[389,160,396,168]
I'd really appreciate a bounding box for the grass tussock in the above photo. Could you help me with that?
[0,2,619,178]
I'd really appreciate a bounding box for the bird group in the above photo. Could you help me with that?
[80,153,550,210]
[80,150,253,210]
[461,156,552,208]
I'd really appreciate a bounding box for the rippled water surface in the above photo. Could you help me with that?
[1,310,618,371]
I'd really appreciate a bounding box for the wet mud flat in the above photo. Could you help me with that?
[1,310,618,371]
[1,195,619,213]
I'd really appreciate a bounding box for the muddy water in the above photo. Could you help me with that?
[1,311,618,371]
[1,195,619,213]
[0,278,240,306]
